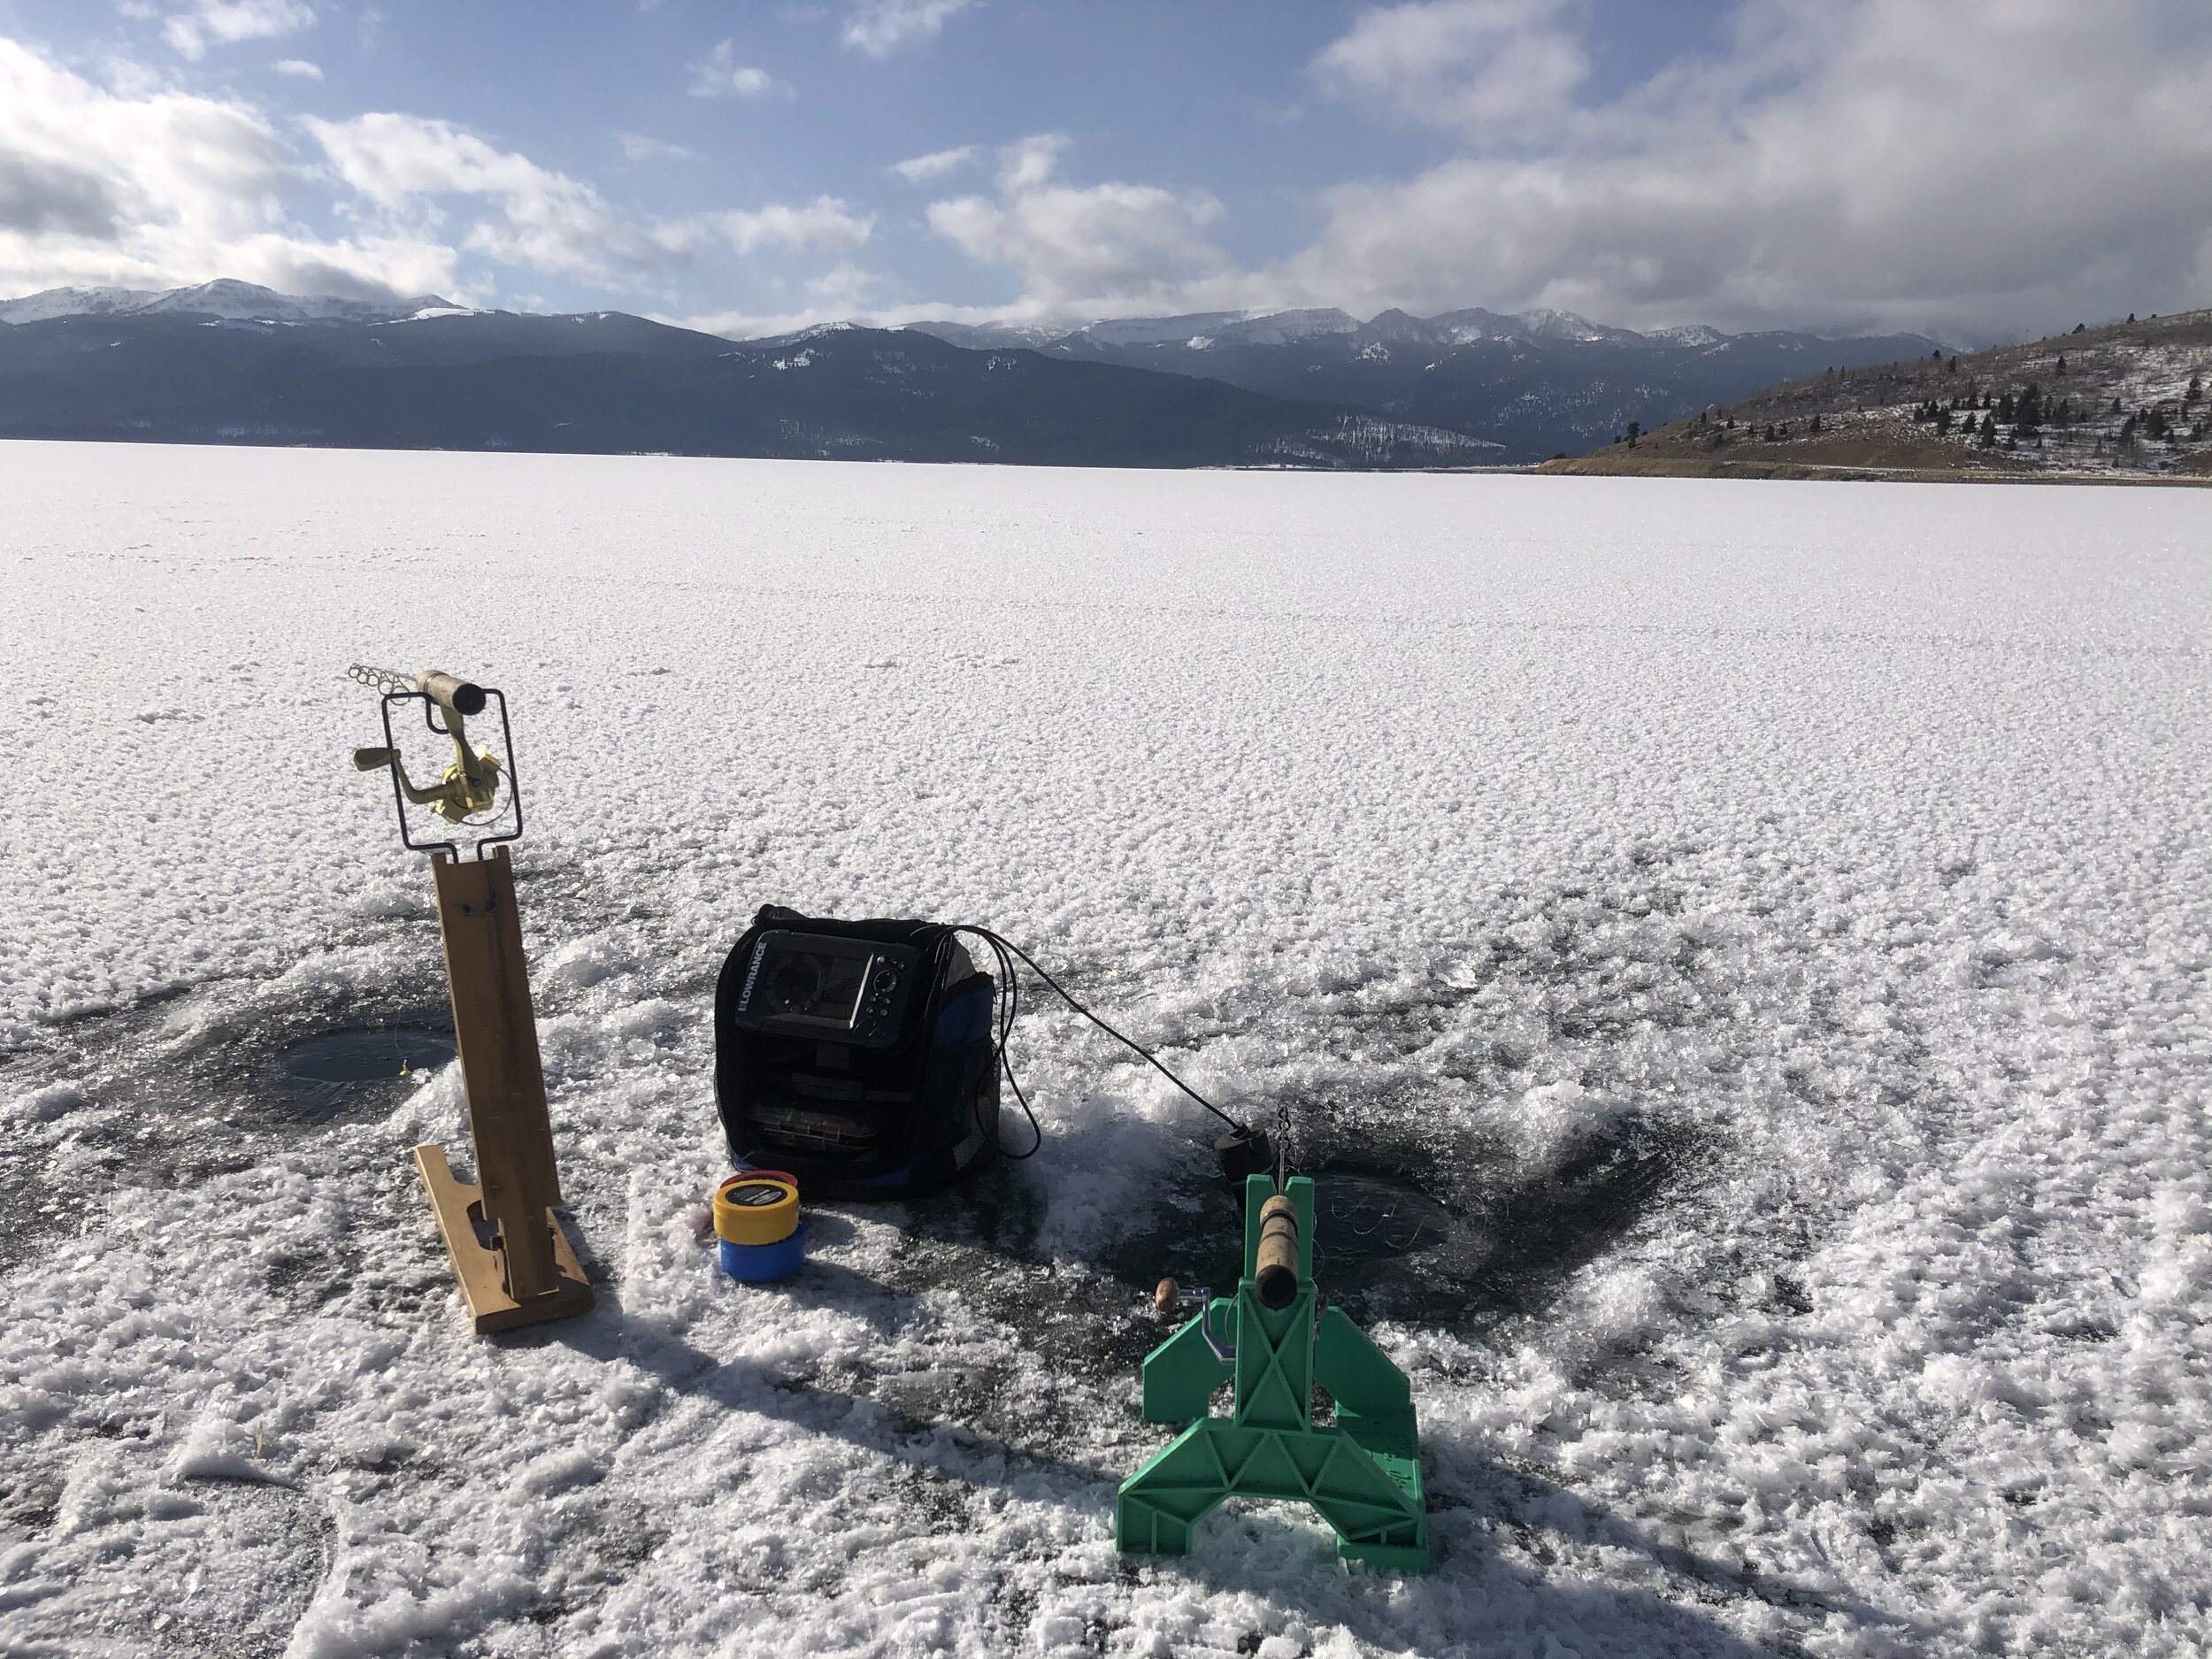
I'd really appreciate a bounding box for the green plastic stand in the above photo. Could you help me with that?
[1116,1175,1430,1572]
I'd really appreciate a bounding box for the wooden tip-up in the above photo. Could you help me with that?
[415,1143,593,1335]
[416,843,591,1335]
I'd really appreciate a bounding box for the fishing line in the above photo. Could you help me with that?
[949,926,1249,1162]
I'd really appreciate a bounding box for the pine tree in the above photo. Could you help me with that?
[2055,355,2066,374]
[1978,418,1996,448]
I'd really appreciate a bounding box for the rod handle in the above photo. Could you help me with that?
[1255,1194,1301,1310]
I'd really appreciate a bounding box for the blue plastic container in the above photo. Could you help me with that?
[718,1223,806,1283]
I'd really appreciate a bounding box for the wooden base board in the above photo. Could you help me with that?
[414,1143,595,1334]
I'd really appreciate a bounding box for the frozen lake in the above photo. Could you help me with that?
[2,442,2208,1656]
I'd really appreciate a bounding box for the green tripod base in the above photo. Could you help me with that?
[1116,1175,1430,1572]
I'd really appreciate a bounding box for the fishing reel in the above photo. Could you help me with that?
[347,664,523,856]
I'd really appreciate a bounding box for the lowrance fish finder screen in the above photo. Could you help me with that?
[757,941,871,1025]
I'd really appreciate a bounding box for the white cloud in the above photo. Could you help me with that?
[890,143,978,182]
[882,4,2212,338]
[1294,0,2212,337]
[1313,0,1586,135]
[687,41,793,100]
[715,196,873,256]
[617,132,695,163]
[304,112,694,284]
[803,262,885,310]
[925,134,1230,311]
[272,58,322,79]
[16,4,2210,346]
[0,35,451,302]
[162,0,315,61]
[0,35,880,312]
[841,0,972,58]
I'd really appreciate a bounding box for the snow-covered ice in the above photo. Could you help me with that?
[2,442,2208,1657]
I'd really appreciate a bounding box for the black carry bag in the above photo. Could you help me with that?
[714,905,1002,1197]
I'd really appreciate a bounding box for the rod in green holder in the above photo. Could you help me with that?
[1116,1174,1430,1572]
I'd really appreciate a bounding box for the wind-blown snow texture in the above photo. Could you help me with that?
[2,442,2208,1658]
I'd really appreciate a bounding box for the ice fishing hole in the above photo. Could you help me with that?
[277,1025,454,1118]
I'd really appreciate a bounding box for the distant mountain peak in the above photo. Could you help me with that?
[1511,308,1653,347]
[893,319,1066,350]
[775,319,868,343]
[1646,323,1728,348]
[1220,308,1359,344]
[1061,311,1248,349]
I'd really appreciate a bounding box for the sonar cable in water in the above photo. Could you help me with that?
[949,926,1268,1171]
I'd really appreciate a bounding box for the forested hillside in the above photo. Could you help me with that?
[1546,310,2212,481]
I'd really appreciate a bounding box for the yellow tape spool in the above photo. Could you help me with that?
[713,1172,800,1246]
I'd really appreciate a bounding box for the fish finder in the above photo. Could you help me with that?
[716,908,1001,1197]
[729,931,924,1049]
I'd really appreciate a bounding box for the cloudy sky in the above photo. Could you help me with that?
[1,0,2208,341]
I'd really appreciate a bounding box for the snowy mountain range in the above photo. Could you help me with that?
[0,298,1495,469]
[0,280,1946,465]
[909,304,1858,357]
[901,307,1942,460]
[0,279,458,327]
